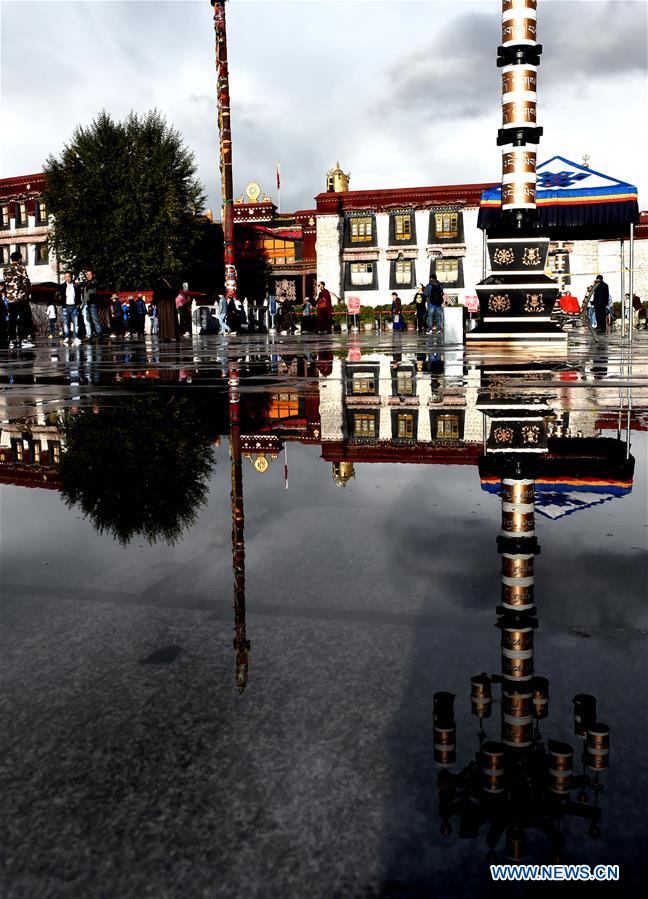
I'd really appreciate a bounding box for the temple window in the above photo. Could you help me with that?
[1,246,9,265]
[436,258,460,284]
[36,199,47,223]
[394,214,412,240]
[35,242,49,265]
[350,217,373,242]
[15,201,27,227]
[437,414,460,439]
[396,371,414,396]
[397,414,415,439]
[350,262,374,286]
[1,206,9,228]
[395,260,412,285]
[32,442,41,464]
[352,373,376,395]
[353,412,376,437]
[434,212,459,240]
[49,441,61,464]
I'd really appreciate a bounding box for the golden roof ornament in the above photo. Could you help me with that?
[326,161,350,193]
[332,460,355,487]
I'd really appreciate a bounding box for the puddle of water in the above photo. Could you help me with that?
[1,337,647,897]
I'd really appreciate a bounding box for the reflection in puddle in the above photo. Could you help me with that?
[0,339,646,894]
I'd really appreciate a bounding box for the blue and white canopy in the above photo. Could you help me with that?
[478,156,640,238]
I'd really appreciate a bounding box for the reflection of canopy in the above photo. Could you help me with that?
[481,476,633,520]
[478,156,640,239]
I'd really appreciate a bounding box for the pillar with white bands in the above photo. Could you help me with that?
[497,0,543,219]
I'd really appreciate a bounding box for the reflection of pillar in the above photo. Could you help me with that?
[211,1,237,300]
[498,474,540,750]
[229,365,250,692]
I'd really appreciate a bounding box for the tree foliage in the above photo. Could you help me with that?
[44,110,206,290]
[58,394,216,545]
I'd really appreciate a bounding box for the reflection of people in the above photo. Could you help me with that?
[316,281,333,333]
[216,294,230,334]
[590,275,609,333]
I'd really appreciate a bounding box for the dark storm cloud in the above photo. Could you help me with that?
[388,1,648,124]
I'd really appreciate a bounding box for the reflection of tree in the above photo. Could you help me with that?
[59,395,216,545]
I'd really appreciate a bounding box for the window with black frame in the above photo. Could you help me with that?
[349,216,373,243]
[35,242,49,265]
[15,201,28,227]
[1,206,10,229]
[36,200,48,224]
[429,210,464,243]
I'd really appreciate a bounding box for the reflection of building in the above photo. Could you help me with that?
[0,174,57,284]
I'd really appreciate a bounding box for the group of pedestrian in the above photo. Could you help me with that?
[392,276,446,334]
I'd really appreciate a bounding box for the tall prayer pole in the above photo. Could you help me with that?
[211,1,237,300]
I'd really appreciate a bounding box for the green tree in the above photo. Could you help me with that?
[58,394,217,545]
[44,110,206,290]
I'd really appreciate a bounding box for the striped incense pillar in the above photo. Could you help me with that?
[497,0,543,232]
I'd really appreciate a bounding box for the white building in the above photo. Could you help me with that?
[0,173,58,285]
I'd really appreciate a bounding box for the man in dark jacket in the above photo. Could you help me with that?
[590,275,609,333]
[424,275,445,333]
[79,269,103,339]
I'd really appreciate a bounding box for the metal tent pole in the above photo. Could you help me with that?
[620,237,625,337]
[628,223,635,343]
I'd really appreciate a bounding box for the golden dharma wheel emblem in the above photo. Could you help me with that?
[254,454,269,473]
[245,181,262,202]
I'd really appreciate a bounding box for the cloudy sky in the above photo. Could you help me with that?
[2,0,647,215]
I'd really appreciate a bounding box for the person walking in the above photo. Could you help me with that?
[59,271,82,344]
[424,275,445,334]
[79,269,103,340]
[3,250,34,349]
[110,294,125,337]
[46,300,58,338]
[216,293,230,334]
[316,281,333,333]
[133,293,147,338]
[590,274,609,333]
[391,292,405,332]
[413,283,427,333]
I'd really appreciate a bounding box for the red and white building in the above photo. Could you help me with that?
[0,174,58,284]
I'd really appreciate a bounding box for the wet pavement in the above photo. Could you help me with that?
[1,331,647,898]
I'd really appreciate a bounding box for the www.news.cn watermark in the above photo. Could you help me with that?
[491,864,619,882]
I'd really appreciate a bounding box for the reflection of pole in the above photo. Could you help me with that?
[211,1,237,301]
[229,364,249,692]
[628,222,635,343]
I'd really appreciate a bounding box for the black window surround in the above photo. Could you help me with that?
[35,243,49,265]
[428,210,464,244]
[1,206,10,230]
[344,260,378,291]
[430,257,464,289]
[346,408,380,442]
[389,258,417,290]
[14,202,28,228]
[343,213,377,248]
[35,200,48,225]
[388,210,417,246]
